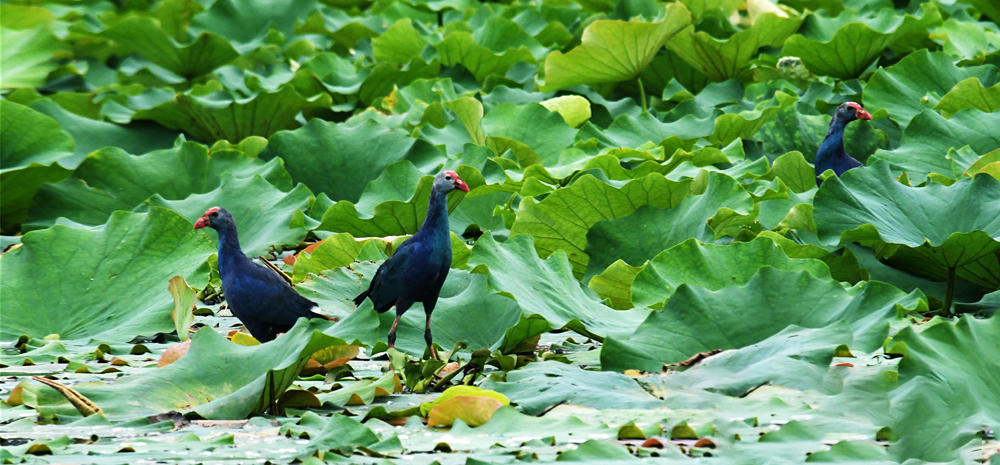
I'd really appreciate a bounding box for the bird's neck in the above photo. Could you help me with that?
[421,188,450,240]
[215,224,248,269]
[817,118,848,163]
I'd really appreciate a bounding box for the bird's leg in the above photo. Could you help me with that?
[424,311,438,360]
[387,314,402,350]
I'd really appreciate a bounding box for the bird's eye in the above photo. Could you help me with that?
[445,175,453,181]
[210,212,218,218]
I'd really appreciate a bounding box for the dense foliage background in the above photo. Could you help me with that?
[1,0,999,462]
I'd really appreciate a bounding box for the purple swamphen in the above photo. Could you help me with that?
[354,170,470,359]
[815,102,872,186]
[194,207,330,342]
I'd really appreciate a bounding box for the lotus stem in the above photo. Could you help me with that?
[638,78,647,113]
[943,266,956,317]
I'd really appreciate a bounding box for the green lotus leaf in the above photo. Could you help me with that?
[630,237,835,309]
[0,101,75,232]
[0,208,214,343]
[261,118,444,203]
[871,109,1000,180]
[101,17,239,79]
[584,172,755,279]
[304,412,382,454]
[957,0,1000,27]
[481,103,577,164]
[888,316,1000,462]
[359,57,441,105]
[29,99,181,162]
[148,175,314,256]
[27,141,291,231]
[1,27,65,88]
[510,173,694,277]
[587,260,644,309]
[31,317,376,420]
[190,0,317,45]
[602,268,924,372]
[934,77,1000,118]
[645,322,855,395]
[434,18,539,84]
[293,52,370,99]
[318,371,399,406]
[667,13,802,82]
[542,2,691,91]
[932,17,1000,59]
[467,235,652,343]
[863,50,1000,128]
[295,6,381,51]
[783,5,943,80]
[372,18,427,65]
[494,362,663,415]
[815,161,1000,291]
[131,85,331,144]
[291,233,389,283]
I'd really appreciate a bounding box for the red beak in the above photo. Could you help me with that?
[857,108,872,120]
[193,216,209,229]
[445,170,470,192]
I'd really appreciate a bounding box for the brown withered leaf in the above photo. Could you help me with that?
[158,339,192,367]
[663,349,723,370]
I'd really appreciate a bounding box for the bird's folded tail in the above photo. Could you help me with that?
[353,290,370,307]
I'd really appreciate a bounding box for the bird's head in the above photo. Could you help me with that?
[837,102,872,122]
[434,170,470,193]
[193,207,233,230]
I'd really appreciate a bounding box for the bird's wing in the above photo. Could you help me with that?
[232,262,323,325]
[361,242,414,311]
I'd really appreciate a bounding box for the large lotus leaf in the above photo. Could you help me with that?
[934,77,1000,118]
[646,322,855,396]
[294,6,382,51]
[583,172,754,279]
[298,263,522,355]
[783,6,943,80]
[101,17,238,79]
[0,101,75,231]
[372,19,427,65]
[630,237,835,308]
[862,50,1000,128]
[467,235,652,342]
[493,362,664,415]
[0,208,214,343]
[481,103,577,165]
[31,316,378,421]
[190,0,317,45]
[1,27,65,88]
[147,175,313,256]
[26,142,291,231]
[260,119,444,202]
[601,268,924,372]
[871,109,1000,179]
[888,316,1000,462]
[815,162,1000,290]
[666,13,802,82]
[510,173,694,277]
[29,99,181,162]
[437,17,546,82]
[131,86,330,144]
[542,3,691,91]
